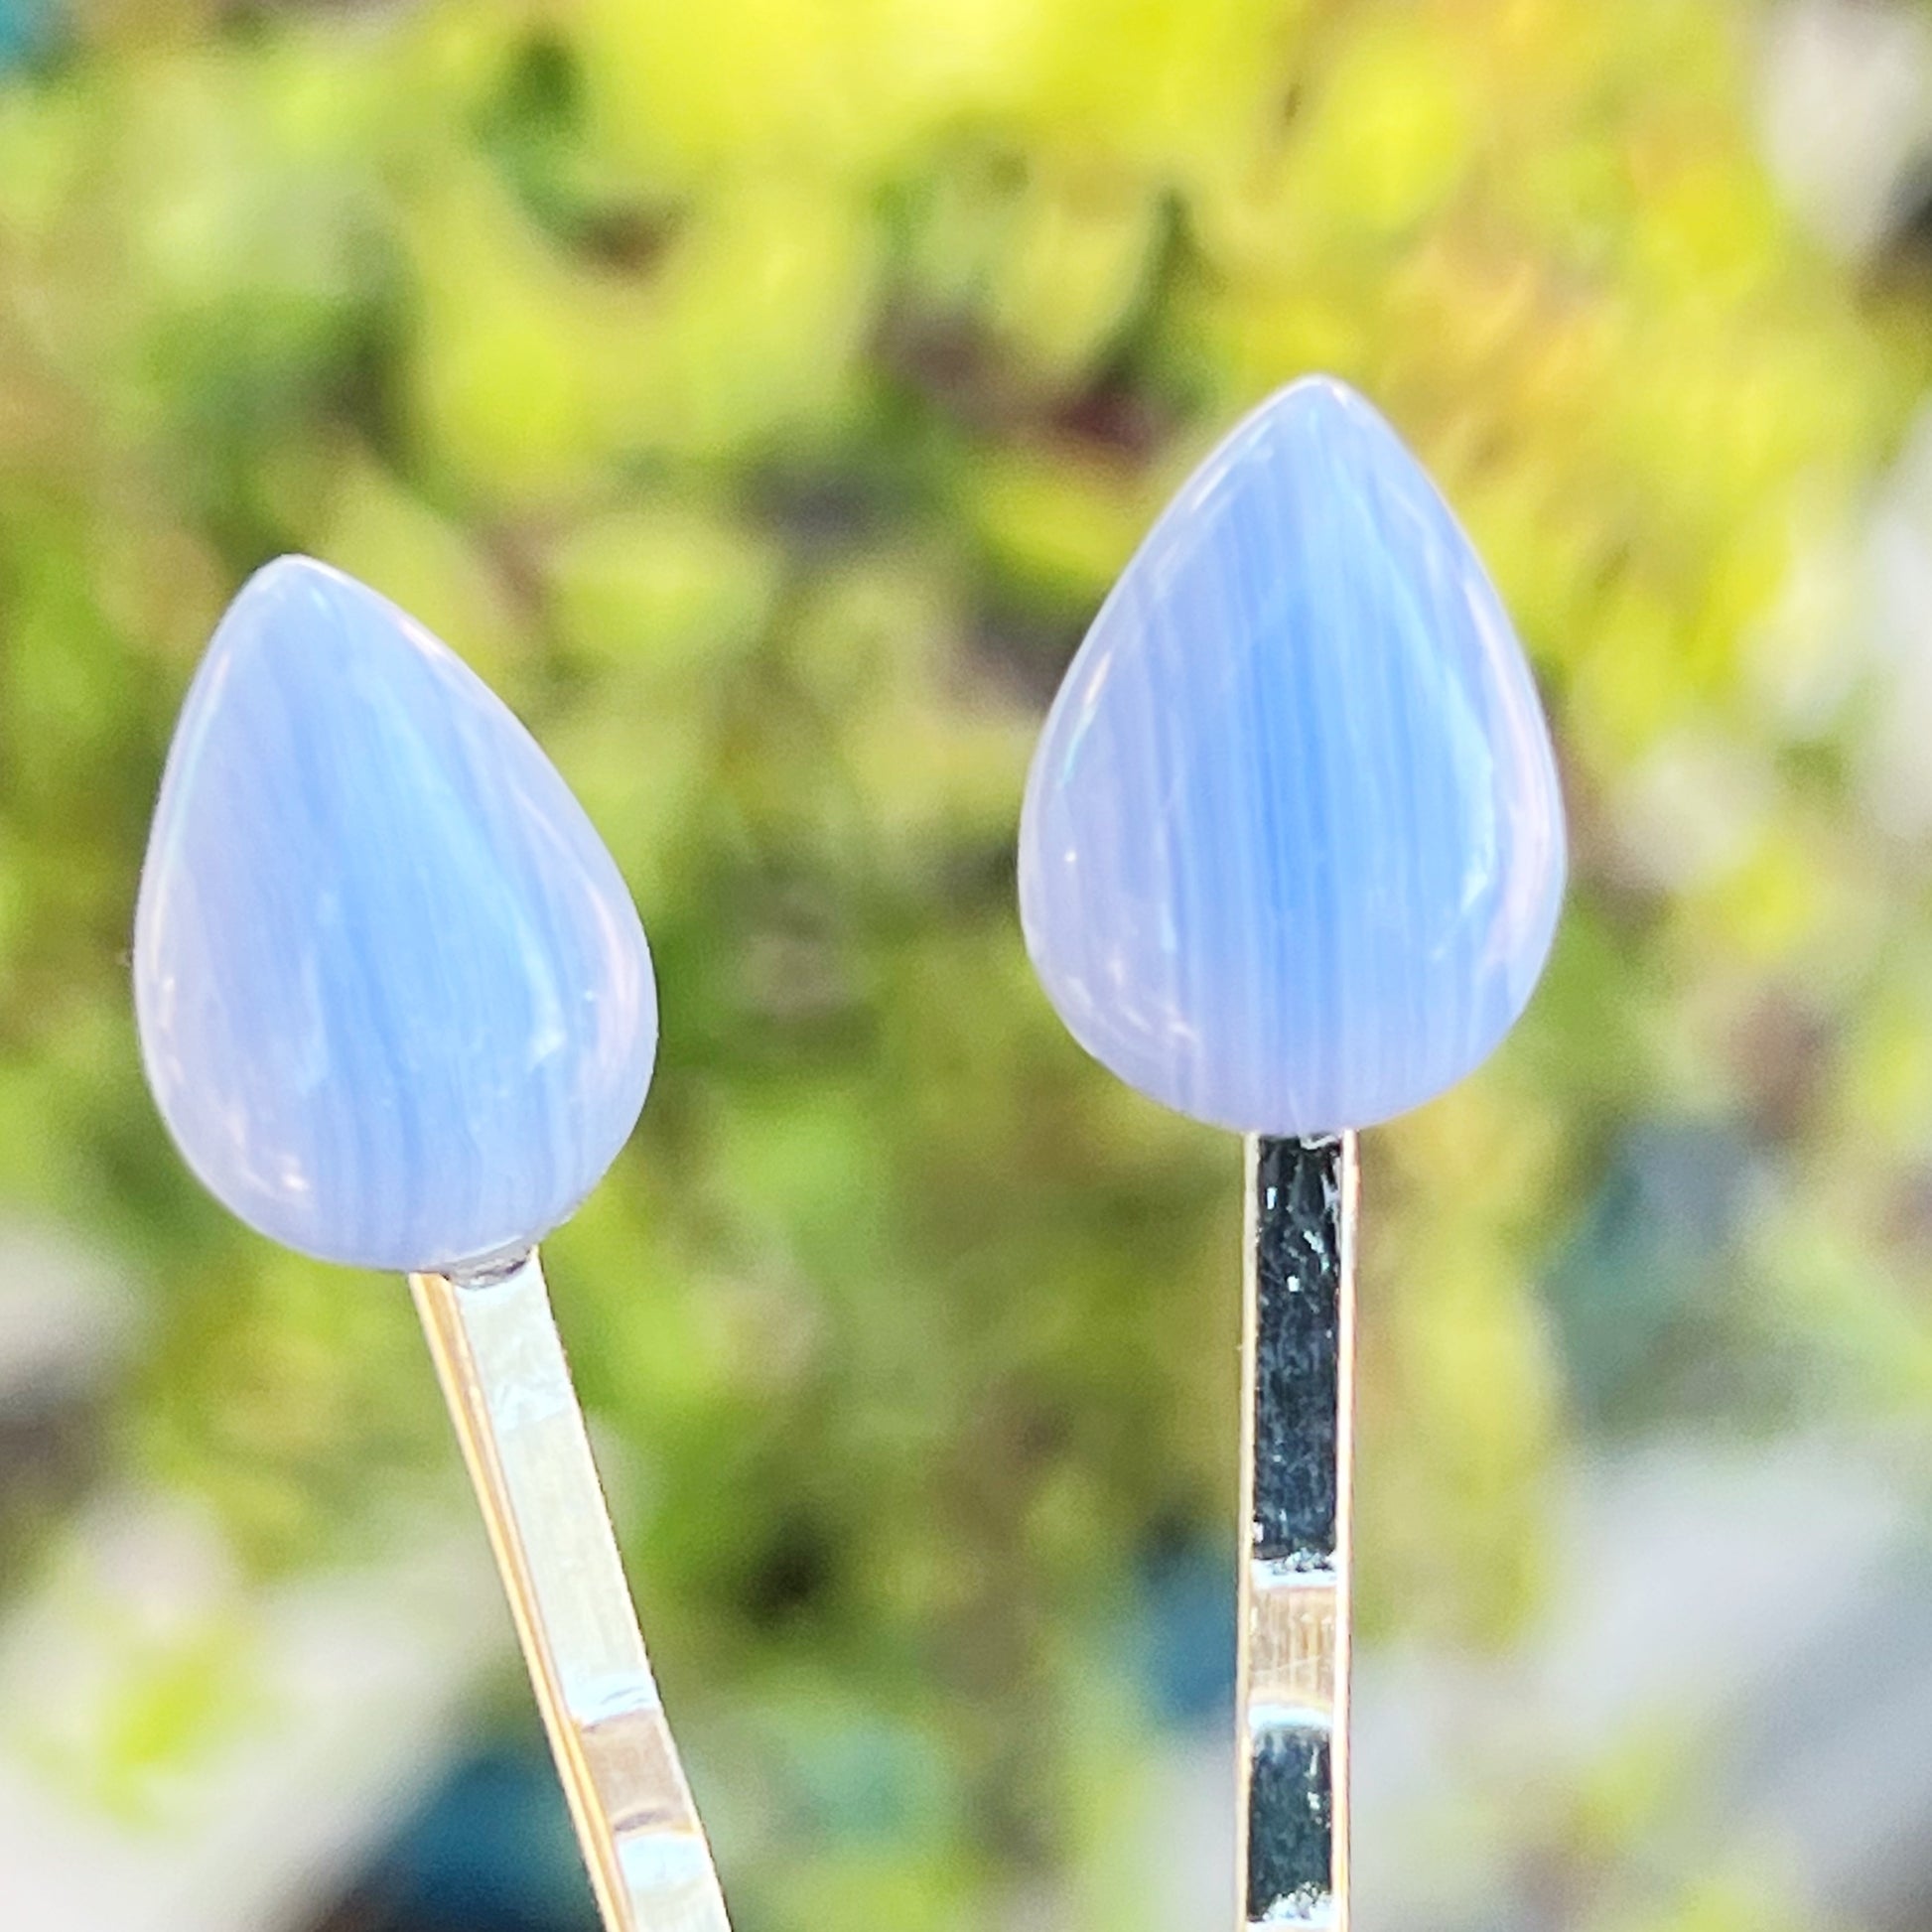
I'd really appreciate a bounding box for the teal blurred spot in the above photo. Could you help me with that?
[1543,1122,1755,1426]
[0,0,57,70]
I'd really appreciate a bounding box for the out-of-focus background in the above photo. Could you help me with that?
[2,1,1931,1928]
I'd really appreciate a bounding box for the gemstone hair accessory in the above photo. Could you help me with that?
[135,558,731,1932]
[1019,378,1566,1930]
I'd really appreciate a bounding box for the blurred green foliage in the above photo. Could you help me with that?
[0,0,1925,1926]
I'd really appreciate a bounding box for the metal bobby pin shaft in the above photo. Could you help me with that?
[1238,1134,1357,1931]
[411,1251,733,1932]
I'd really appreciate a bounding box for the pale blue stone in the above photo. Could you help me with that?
[1018,377,1565,1135]
[134,557,656,1272]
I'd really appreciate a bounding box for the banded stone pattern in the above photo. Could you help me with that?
[1240,1135,1355,1930]
[413,1252,731,1932]
[1018,376,1565,1138]
[135,557,657,1273]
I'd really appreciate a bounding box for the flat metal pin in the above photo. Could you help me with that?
[412,1251,733,1932]
[1238,1134,1357,1931]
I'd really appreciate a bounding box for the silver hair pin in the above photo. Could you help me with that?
[1017,379,1566,1926]
[132,557,732,1932]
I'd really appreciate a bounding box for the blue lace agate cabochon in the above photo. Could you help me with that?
[135,558,657,1272]
[1019,378,1566,1136]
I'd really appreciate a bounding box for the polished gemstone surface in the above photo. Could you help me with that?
[1019,377,1565,1135]
[135,557,657,1272]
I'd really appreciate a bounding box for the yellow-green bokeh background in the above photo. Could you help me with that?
[2,2,1928,1928]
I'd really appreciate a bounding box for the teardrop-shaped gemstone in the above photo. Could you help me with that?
[1019,378,1565,1136]
[135,557,657,1272]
